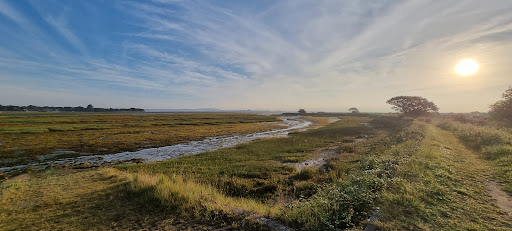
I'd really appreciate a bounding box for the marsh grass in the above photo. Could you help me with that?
[117,116,373,200]
[0,113,282,166]
[280,120,422,230]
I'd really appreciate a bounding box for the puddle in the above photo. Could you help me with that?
[1,116,313,173]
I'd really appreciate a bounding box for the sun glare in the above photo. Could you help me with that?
[455,59,479,76]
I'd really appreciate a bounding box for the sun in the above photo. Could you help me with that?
[455,59,479,76]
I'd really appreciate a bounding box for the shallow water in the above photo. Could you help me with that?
[0,116,313,173]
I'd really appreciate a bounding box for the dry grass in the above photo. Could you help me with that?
[0,168,167,230]
[0,168,277,230]
[129,172,279,218]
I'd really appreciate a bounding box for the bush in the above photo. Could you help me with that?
[482,145,512,160]
[438,121,511,149]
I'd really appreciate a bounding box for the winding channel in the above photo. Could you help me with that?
[0,116,313,174]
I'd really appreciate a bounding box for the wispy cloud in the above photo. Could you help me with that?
[0,0,26,24]
[44,16,88,54]
[1,0,512,111]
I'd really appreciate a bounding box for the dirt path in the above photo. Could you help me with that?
[433,125,512,220]
[485,180,512,217]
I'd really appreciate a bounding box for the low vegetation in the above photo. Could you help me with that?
[1,113,512,230]
[0,113,281,166]
[118,116,372,200]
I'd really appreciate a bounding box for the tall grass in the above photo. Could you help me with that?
[282,175,379,230]
[128,173,279,220]
[437,121,511,148]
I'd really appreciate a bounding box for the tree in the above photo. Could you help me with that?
[87,104,94,110]
[489,87,512,122]
[348,107,359,113]
[298,109,306,114]
[386,96,438,117]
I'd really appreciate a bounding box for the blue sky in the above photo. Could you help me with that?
[1,0,511,112]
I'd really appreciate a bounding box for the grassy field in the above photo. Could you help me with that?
[0,112,281,167]
[1,114,511,230]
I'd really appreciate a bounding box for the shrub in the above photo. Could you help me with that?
[481,145,512,160]
[438,121,511,149]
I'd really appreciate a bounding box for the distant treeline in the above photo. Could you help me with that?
[0,104,144,112]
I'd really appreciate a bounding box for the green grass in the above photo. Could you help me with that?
[280,118,422,230]
[376,122,511,230]
[438,120,512,195]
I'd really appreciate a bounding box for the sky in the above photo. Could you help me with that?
[0,0,511,112]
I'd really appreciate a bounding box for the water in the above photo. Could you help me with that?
[0,117,313,173]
